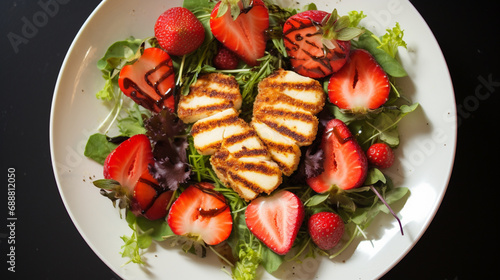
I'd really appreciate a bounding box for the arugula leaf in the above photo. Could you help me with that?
[349,185,409,231]
[84,133,118,164]
[334,103,419,149]
[136,215,174,242]
[363,103,419,148]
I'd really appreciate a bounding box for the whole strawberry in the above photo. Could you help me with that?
[308,212,344,250]
[367,142,395,169]
[213,45,239,70]
[154,7,205,56]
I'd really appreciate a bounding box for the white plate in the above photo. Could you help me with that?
[50,0,456,279]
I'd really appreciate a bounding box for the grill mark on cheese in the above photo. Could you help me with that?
[232,147,269,158]
[177,73,242,123]
[254,91,323,114]
[190,113,239,136]
[260,119,309,144]
[262,140,297,153]
[257,107,316,123]
[178,102,235,120]
[228,172,267,193]
[210,150,281,200]
[223,128,258,146]
[259,80,321,91]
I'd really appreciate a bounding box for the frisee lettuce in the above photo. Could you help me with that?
[374,22,407,59]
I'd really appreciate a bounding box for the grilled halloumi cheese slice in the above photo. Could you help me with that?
[191,107,282,200]
[251,120,301,176]
[211,150,282,201]
[252,69,325,176]
[254,69,325,115]
[177,73,242,123]
[191,108,240,155]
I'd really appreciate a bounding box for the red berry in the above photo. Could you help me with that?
[167,183,232,245]
[210,0,269,66]
[154,7,205,56]
[328,49,390,112]
[307,119,368,193]
[118,48,175,112]
[245,190,304,255]
[213,46,239,70]
[366,143,395,169]
[283,10,351,78]
[308,212,345,250]
[103,134,172,220]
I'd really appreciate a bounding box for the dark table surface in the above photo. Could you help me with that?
[1,0,498,279]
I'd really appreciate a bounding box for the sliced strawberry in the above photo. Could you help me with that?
[133,170,173,220]
[328,49,390,112]
[103,134,153,193]
[283,10,362,79]
[118,48,175,113]
[103,134,171,220]
[245,190,304,255]
[307,119,368,192]
[210,0,269,66]
[167,183,232,246]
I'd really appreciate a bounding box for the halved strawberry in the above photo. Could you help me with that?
[283,9,363,79]
[245,190,304,255]
[103,134,171,220]
[328,49,390,112]
[210,0,269,66]
[133,171,173,220]
[118,48,175,113]
[167,183,233,246]
[103,134,153,193]
[307,119,368,192]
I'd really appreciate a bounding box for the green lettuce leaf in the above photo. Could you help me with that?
[84,133,118,164]
[376,22,407,59]
[117,104,150,137]
[352,29,407,77]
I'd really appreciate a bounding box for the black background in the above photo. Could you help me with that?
[1,0,498,279]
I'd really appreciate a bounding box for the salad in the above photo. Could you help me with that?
[83,0,418,279]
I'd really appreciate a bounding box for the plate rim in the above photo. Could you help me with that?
[49,0,458,279]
